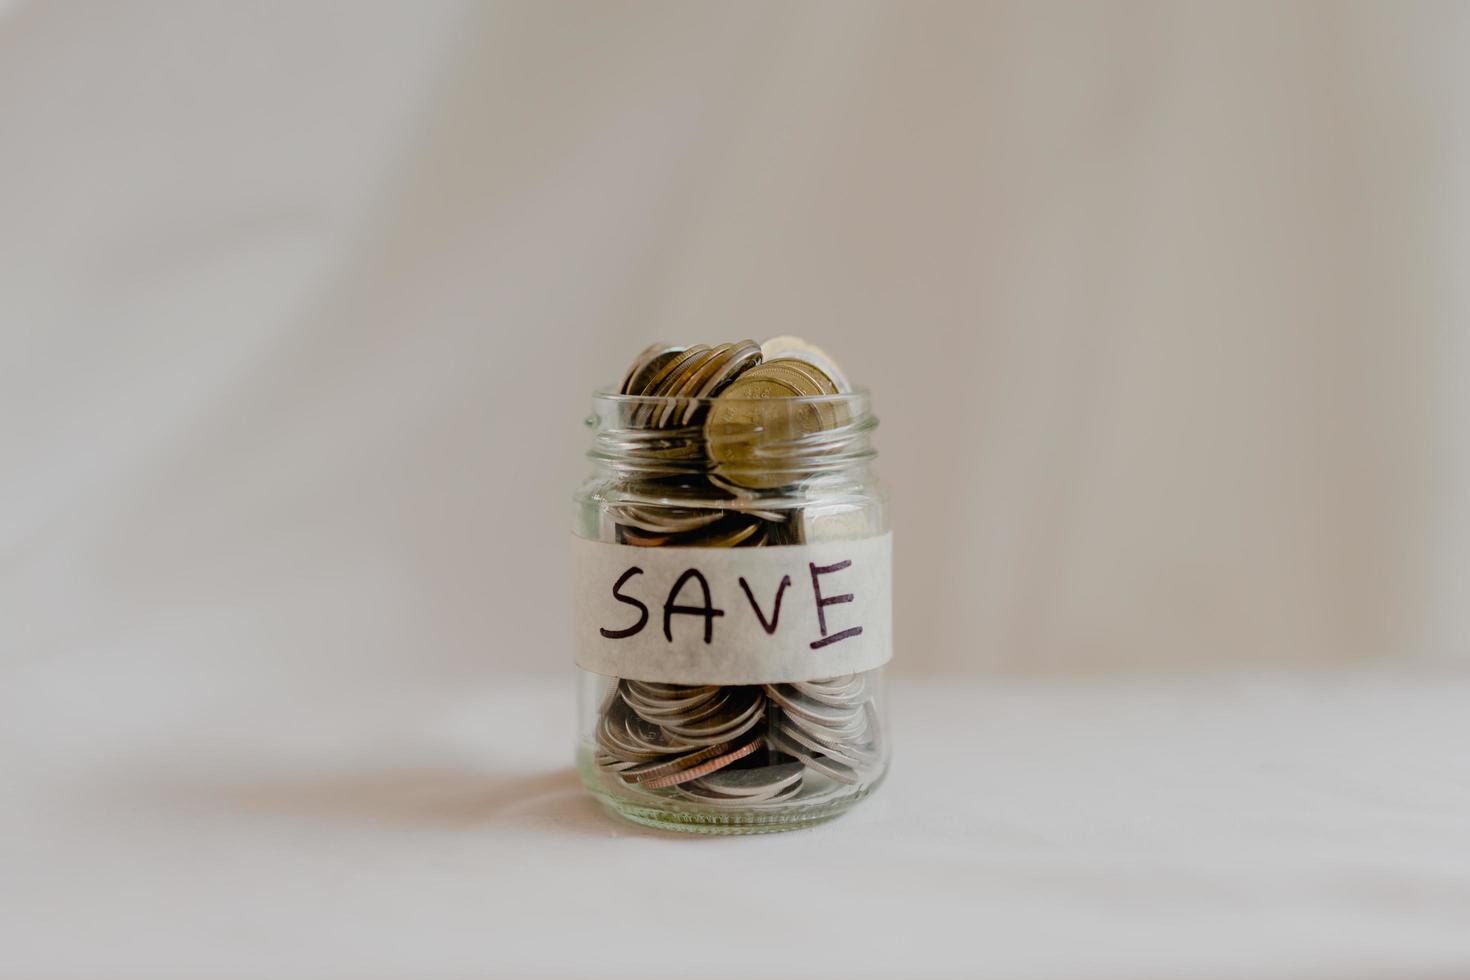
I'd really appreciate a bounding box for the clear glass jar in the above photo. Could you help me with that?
[573,387,890,834]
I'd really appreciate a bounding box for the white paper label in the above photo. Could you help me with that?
[573,533,892,684]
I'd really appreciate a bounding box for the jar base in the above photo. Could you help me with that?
[578,749,881,835]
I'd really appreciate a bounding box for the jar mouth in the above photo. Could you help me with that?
[587,387,877,482]
[591,386,872,411]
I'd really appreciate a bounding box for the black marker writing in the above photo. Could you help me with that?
[663,568,725,643]
[809,559,863,649]
[599,566,648,639]
[739,574,791,635]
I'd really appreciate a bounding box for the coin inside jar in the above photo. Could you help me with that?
[758,335,852,392]
[589,338,886,821]
[703,359,843,490]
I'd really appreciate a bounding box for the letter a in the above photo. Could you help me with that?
[664,568,726,643]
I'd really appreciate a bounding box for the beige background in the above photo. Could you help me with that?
[3,0,1467,691]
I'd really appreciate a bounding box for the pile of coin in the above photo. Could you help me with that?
[603,336,861,548]
[594,676,880,806]
[592,337,883,807]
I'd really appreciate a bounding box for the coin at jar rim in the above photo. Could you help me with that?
[636,343,708,395]
[759,335,852,393]
[704,374,829,490]
[663,340,763,427]
[760,356,858,443]
[631,344,712,424]
[651,344,726,424]
[619,342,686,396]
[756,358,838,397]
[654,344,729,426]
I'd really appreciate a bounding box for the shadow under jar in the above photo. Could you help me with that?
[573,386,890,834]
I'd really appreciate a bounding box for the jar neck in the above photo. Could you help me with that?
[585,390,877,487]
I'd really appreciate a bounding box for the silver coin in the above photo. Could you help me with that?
[690,761,804,799]
[776,719,871,770]
[661,693,765,741]
[777,702,871,744]
[621,684,723,719]
[595,751,639,773]
[678,778,803,806]
[609,504,725,535]
[764,684,862,728]
[766,730,859,785]
[792,674,866,707]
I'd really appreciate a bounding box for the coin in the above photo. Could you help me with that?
[776,719,871,770]
[656,340,764,428]
[660,693,765,741]
[638,735,763,789]
[764,683,863,728]
[766,729,859,785]
[596,338,885,808]
[631,344,711,425]
[704,376,828,490]
[619,343,685,396]
[792,674,867,706]
[690,761,804,798]
[758,335,852,392]
[607,504,724,535]
[619,739,738,784]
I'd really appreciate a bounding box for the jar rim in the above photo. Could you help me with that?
[591,386,872,410]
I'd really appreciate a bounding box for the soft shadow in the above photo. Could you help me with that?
[165,766,660,837]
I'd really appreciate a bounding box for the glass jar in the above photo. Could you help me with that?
[573,386,890,834]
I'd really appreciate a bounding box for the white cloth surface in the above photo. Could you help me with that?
[8,668,1470,979]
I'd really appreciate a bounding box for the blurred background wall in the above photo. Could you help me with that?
[3,1,1467,701]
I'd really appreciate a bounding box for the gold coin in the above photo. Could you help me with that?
[676,339,762,425]
[639,344,709,396]
[744,362,823,396]
[758,335,851,392]
[656,343,733,427]
[704,375,827,489]
[758,358,850,433]
[634,344,711,425]
[619,342,684,395]
[757,356,835,392]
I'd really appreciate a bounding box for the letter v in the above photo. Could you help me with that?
[739,575,791,635]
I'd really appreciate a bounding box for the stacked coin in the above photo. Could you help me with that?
[593,676,879,805]
[606,336,854,546]
[764,676,880,786]
[619,340,763,429]
[594,337,883,807]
